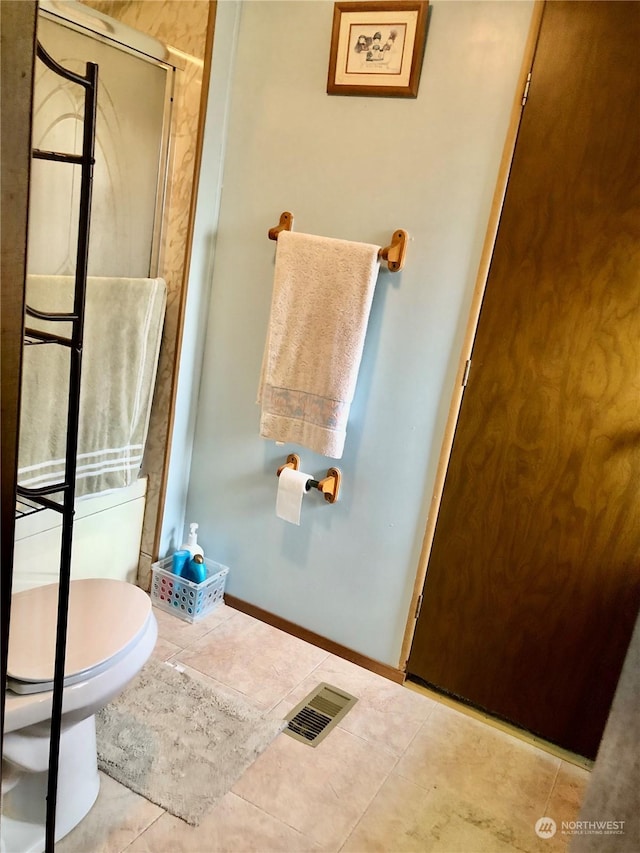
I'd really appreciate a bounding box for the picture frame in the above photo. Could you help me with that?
[327,1,429,98]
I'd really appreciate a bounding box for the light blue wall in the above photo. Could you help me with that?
[168,0,534,666]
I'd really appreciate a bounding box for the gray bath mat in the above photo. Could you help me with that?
[96,659,285,825]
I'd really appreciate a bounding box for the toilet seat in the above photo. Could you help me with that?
[7,578,152,695]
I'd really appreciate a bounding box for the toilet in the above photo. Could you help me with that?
[1,578,157,853]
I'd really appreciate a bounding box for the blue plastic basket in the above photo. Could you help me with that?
[151,555,228,623]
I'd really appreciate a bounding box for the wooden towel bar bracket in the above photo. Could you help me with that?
[267,211,408,273]
[268,211,294,240]
[378,229,408,273]
[276,454,342,503]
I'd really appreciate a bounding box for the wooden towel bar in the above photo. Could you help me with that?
[268,211,408,272]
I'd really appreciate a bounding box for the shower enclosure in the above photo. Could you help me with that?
[14,4,174,594]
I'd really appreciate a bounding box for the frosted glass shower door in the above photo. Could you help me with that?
[29,16,171,278]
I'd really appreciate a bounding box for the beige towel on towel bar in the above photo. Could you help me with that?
[18,275,166,498]
[258,230,380,458]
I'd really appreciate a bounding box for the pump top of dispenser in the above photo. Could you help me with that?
[181,522,204,558]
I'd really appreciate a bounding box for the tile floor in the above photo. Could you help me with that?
[57,603,591,853]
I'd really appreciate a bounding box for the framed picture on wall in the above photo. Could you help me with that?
[327,1,429,98]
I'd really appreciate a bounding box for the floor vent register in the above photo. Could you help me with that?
[284,683,358,747]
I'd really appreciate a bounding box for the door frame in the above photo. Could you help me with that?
[399,0,545,671]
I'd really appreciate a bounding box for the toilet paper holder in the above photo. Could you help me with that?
[276,453,341,503]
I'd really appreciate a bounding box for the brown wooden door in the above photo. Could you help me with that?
[407,1,640,760]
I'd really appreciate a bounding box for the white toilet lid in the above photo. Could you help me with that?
[7,578,152,692]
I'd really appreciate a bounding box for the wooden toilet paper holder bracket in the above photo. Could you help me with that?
[276,453,300,476]
[276,454,341,503]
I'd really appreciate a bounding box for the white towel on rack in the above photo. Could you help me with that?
[18,275,166,498]
[258,231,380,458]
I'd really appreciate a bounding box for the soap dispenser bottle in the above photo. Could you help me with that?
[182,522,204,558]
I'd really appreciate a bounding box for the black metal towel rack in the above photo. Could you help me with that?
[13,42,98,852]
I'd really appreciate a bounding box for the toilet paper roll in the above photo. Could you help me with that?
[276,467,310,525]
